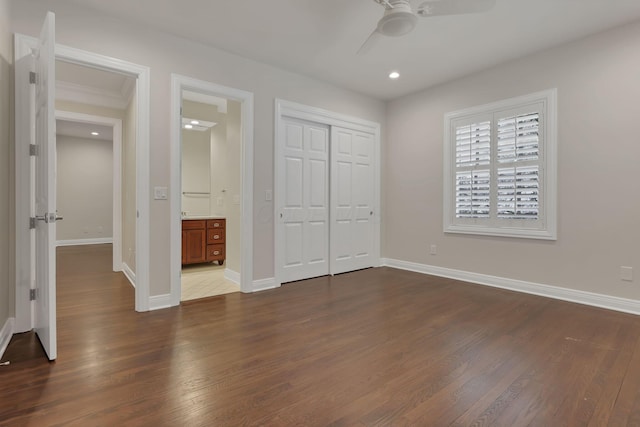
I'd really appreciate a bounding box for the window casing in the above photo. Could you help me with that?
[443,90,557,240]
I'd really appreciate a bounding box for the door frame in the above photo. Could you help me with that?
[14,33,151,319]
[169,74,254,305]
[274,99,381,287]
[55,110,123,272]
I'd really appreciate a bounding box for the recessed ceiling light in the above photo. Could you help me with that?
[184,124,193,129]
[190,120,200,125]
[389,71,400,80]
[91,132,99,136]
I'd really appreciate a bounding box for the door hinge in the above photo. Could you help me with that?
[29,71,36,84]
[29,144,38,156]
[30,289,36,301]
[29,217,36,229]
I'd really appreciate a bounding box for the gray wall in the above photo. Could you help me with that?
[225,100,242,275]
[385,21,640,299]
[122,92,136,273]
[56,135,113,242]
[8,0,387,296]
[0,0,14,331]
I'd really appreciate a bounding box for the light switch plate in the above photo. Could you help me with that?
[154,187,168,200]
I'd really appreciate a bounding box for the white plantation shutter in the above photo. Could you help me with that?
[497,166,539,219]
[444,90,557,240]
[456,170,490,218]
[495,110,541,220]
[497,112,539,163]
[456,121,491,167]
[454,120,492,219]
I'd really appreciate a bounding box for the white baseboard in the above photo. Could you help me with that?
[382,258,640,316]
[149,294,172,311]
[56,237,113,247]
[252,277,279,293]
[122,262,136,288]
[224,268,241,286]
[0,317,15,361]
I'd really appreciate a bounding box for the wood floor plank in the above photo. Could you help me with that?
[2,244,640,426]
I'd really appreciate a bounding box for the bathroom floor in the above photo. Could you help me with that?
[181,263,240,301]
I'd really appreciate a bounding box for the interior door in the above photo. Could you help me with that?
[33,11,57,361]
[278,117,330,283]
[330,127,375,275]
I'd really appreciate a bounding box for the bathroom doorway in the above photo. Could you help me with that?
[169,75,254,306]
[179,93,241,300]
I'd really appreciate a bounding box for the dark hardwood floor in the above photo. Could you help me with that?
[2,244,640,426]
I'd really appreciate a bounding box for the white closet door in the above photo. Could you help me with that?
[278,118,330,283]
[330,127,376,275]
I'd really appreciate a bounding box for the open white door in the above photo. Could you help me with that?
[33,11,57,361]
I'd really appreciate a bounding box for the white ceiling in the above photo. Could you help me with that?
[56,120,113,141]
[64,0,640,100]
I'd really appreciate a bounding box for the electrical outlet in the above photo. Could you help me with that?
[430,244,437,255]
[621,266,633,282]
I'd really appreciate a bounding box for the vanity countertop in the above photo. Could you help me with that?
[182,215,226,220]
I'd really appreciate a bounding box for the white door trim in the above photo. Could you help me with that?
[274,99,381,287]
[14,33,151,313]
[55,110,123,272]
[169,74,254,305]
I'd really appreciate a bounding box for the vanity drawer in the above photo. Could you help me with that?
[182,220,206,230]
[207,229,225,244]
[206,244,225,261]
[207,219,225,229]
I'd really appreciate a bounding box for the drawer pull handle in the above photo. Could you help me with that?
[213,251,220,255]
[214,223,219,227]
[214,235,220,239]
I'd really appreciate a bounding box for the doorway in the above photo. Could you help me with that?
[55,112,124,275]
[14,33,151,339]
[170,75,254,305]
[179,93,241,300]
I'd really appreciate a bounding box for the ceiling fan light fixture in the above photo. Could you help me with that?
[377,9,417,37]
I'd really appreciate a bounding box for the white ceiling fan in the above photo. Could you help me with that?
[359,0,496,54]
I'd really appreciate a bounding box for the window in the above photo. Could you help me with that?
[444,89,557,240]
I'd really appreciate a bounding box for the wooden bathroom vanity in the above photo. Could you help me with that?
[181,217,226,265]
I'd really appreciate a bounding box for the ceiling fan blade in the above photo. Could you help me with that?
[357,29,383,55]
[417,0,496,17]
[374,0,395,9]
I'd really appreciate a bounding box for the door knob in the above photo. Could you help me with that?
[34,213,63,223]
